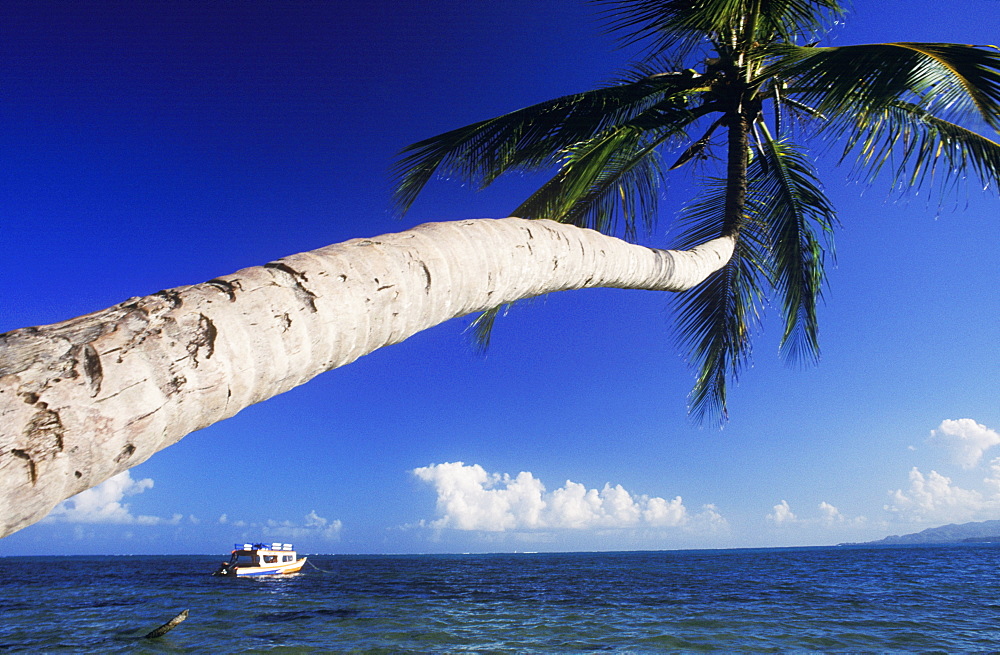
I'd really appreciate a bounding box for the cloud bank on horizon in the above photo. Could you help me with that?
[412,461,727,534]
[763,419,1000,531]
[32,418,1000,551]
[412,419,1000,542]
[45,470,343,542]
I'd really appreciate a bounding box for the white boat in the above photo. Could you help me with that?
[214,542,307,577]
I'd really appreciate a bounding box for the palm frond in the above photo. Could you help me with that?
[772,79,785,136]
[595,0,843,58]
[468,304,507,352]
[392,78,693,215]
[513,100,709,236]
[780,96,827,122]
[751,133,836,364]
[769,43,1000,129]
[671,179,769,424]
[670,117,725,170]
[840,99,1000,194]
[513,128,666,238]
[616,54,693,82]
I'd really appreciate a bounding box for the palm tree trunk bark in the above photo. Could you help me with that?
[723,110,749,235]
[0,217,734,537]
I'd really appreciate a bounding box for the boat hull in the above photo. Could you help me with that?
[229,557,307,577]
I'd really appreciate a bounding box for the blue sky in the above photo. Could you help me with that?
[1,0,998,556]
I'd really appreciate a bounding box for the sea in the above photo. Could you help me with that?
[2,544,998,653]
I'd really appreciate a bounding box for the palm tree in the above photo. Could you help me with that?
[393,0,1000,423]
[2,0,1000,538]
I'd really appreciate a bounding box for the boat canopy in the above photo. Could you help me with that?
[235,542,294,551]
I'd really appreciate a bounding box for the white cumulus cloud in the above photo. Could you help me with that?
[766,500,797,525]
[765,500,865,529]
[412,462,722,533]
[880,421,1000,524]
[818,501,844,524]
[219,513,247,527]
[692,503,727,530]
[929,418,1000,469]
[643,495,689,527]
[984,458,1000,496]
[885,467,986,523]
[45,471,180,525]
[263,510,343,540]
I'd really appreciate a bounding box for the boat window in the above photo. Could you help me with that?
[282,555,293,562]
[262,555,278,563]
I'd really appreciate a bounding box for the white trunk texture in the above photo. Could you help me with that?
[0,217,734,537]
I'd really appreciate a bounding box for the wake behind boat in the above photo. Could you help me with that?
[214,543,307,577]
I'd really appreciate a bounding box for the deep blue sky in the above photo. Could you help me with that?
[2,0,999,555]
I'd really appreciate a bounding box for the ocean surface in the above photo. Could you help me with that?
[2,544,999,653]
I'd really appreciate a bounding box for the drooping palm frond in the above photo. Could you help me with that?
[511,99,711,234]
[769,43,1000,129]
[594,0,843,59]
[512,126,666,237]
[671,179,769,424]
[841,99,1000,195]
[671,139,833,419]
[469,304,508,352]
[392,78,698,215]
[751,134,837,364]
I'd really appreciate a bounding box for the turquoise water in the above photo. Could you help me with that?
[1,544,998,652]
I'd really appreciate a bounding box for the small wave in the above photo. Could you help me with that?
[255,608,360,622]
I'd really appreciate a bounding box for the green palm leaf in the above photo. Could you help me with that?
[393,78,696,215]
[512,101,708,234]
[770,43,1000,129]
[469,304,508,352]
[842,100,1000,194]
[672,179,769,424]
[515,128,666,238]
[595,0,843,58]
[751,135,837,364]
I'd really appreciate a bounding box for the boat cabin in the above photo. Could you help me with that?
[229,542,297,567]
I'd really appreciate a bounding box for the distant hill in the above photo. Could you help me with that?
[850,520,1000,546]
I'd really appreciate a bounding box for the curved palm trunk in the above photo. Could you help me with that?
[0,217,734,537]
